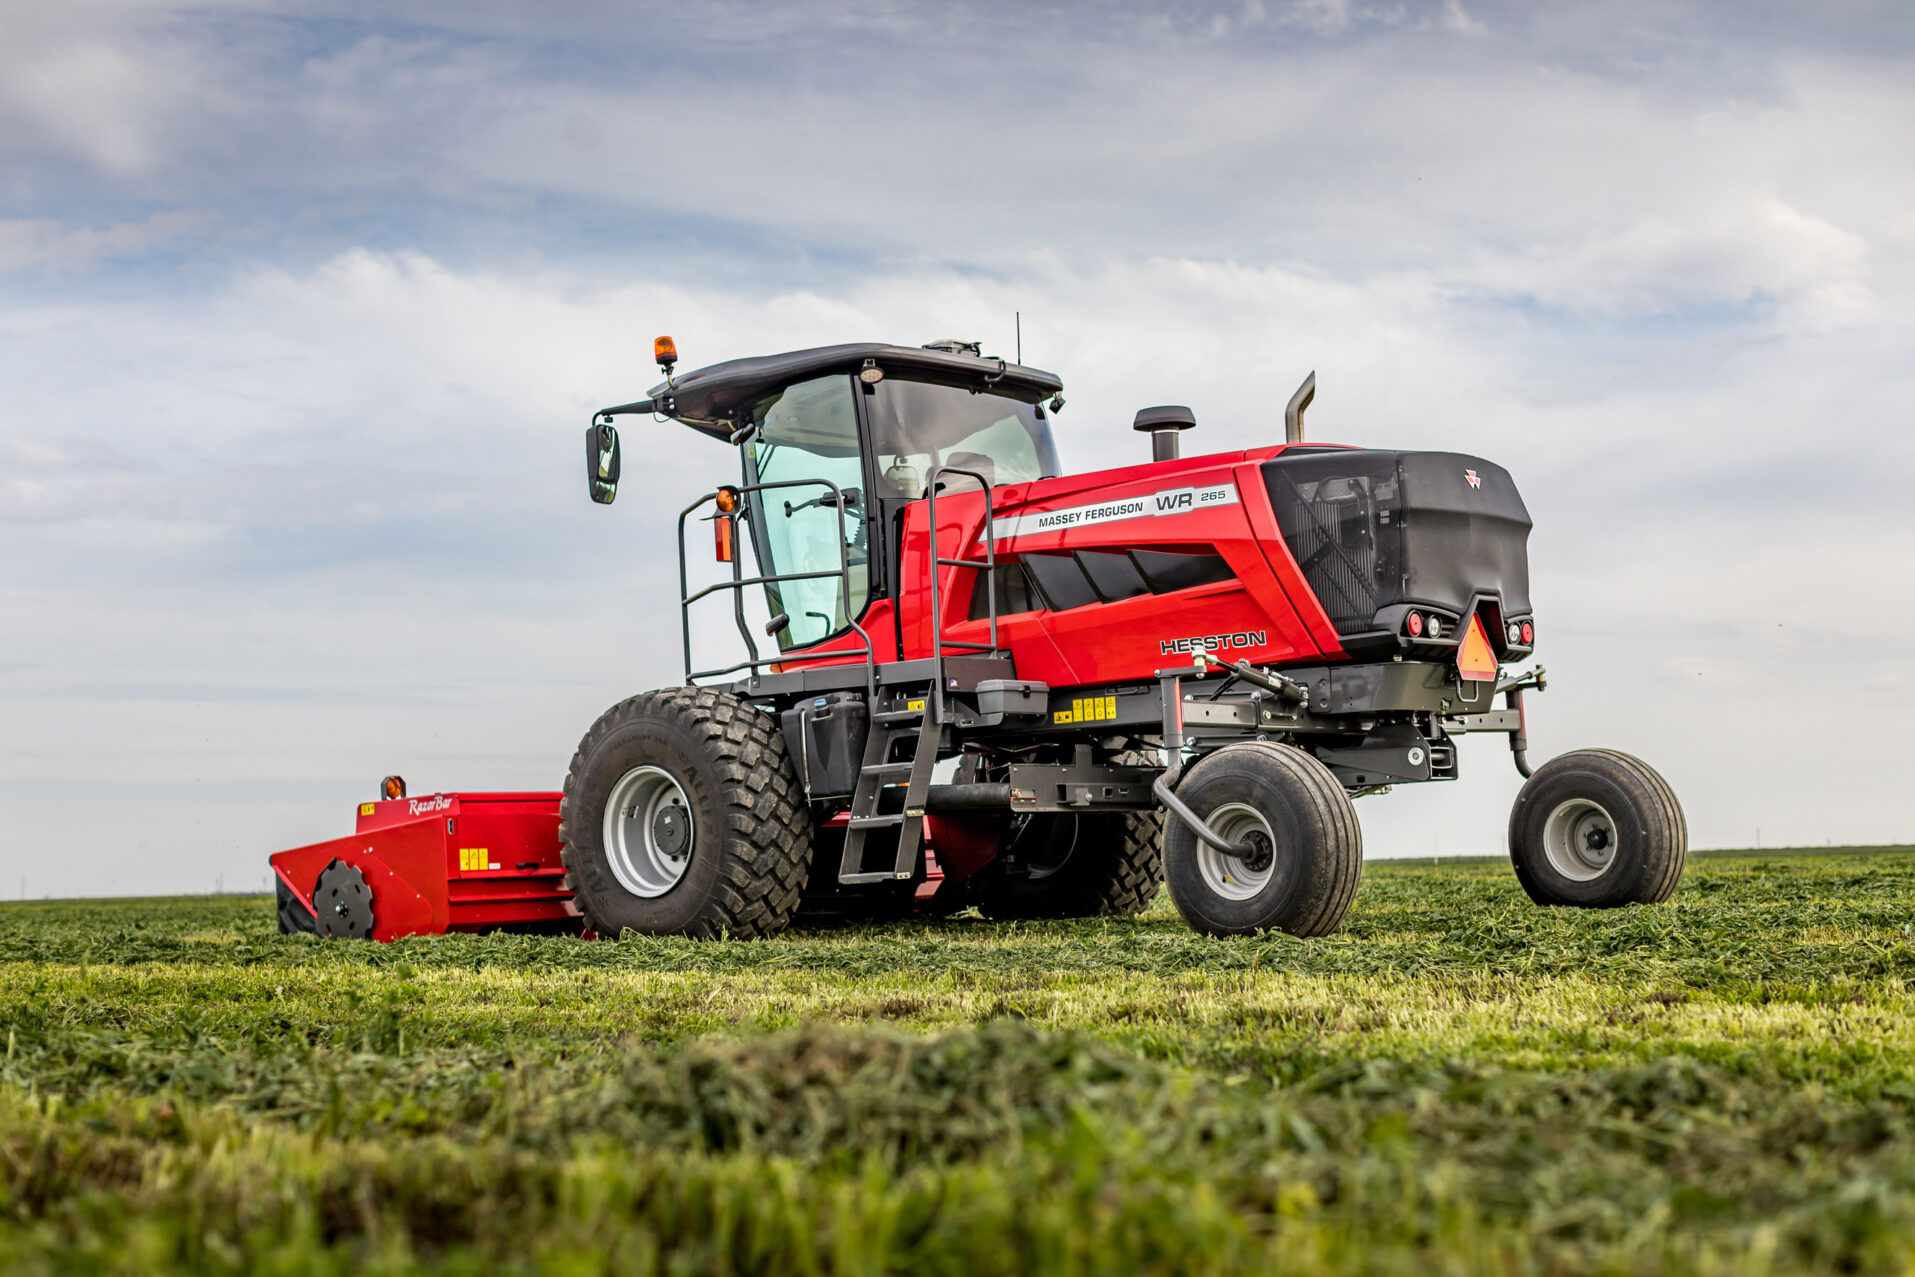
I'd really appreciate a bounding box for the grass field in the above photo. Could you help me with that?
[8,848,1915,1274]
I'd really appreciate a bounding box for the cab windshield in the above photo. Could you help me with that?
[866,378,1060,499]
[740,373,1062,654]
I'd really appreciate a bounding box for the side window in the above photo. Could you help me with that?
[866,379,1057,499]
[745,376,869,651]
[933,414,1043,494]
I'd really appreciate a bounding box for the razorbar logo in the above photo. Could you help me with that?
[407,795,454,816]
[1160,631,1267,655]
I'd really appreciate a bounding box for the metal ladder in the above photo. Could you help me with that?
[835,466,1002,885]
[837,692,942,884]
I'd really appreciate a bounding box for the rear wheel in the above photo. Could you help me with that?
[1163,743,1362,938]
[974,751,1165,920]
[559,687,811,939]
[1508,749,1685,907]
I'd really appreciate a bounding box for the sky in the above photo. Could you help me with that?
[2,0,1913,898]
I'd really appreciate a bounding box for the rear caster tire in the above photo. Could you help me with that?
[559,687,812,939]
[1163,743,1362,938]
[974,751,1165,920]
[1508,749,1686,907]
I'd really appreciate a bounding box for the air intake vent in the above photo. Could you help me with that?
[968,550,1236,619]
[1264,453,1402,633]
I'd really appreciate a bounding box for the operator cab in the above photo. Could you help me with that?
[589,340,1063,653]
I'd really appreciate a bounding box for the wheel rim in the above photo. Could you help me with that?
[1194,802,1277,901]
[1542,797,1618,881]
[602,765,694,898]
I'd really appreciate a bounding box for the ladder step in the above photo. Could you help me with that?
[848,814,906,829]
[862,761,914,777]
[872,709,923,724]
[838,871,914,884]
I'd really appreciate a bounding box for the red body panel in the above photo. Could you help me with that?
[784,444,1352,687]
[270,792,581,941]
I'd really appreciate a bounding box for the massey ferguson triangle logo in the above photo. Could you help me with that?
[1464,469,1481,489]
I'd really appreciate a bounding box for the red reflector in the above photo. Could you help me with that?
[1456,614,1498,682]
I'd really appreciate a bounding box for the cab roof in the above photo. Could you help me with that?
[648,343,1065,441]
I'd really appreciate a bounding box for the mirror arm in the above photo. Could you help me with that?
[593,398,657,420]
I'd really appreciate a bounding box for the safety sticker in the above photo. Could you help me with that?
[359,803,376,817]
[458,847,492,872]
[906,699,925,712]
[992,481,1237,540]
[1054,694,1118,725]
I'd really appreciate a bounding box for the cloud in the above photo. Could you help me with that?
[0,210,215,274]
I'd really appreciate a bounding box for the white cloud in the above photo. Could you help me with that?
[0,211,214,274]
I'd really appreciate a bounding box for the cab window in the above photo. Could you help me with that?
[865,378,1060,499]
[743,375,868,652]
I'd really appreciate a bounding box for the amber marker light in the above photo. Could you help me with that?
[381,774,407,801]
[714,486,740,513]
[654,335,678,370]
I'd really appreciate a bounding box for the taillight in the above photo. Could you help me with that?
[1406,611,1424,637]
[1521,621,1533,645]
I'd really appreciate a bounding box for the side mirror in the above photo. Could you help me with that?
[586,421,620,504]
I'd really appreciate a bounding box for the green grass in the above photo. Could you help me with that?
[7,850,1915,1273]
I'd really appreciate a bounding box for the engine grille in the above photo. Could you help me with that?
[1264,459,1400,634]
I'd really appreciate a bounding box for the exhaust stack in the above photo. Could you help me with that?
[1285,371,1315,444]
[1133,405,1196,462]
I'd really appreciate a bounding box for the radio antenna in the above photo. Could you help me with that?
[1015,312,1021,364]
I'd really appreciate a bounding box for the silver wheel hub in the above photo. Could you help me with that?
[1195,802,1278,901]
[603,765,694,898]
[1542,797,1618,881]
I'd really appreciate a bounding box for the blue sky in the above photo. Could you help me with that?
[3,0,1913,896]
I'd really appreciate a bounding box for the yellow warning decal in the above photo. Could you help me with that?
[1456,615,1499,683]
[459,847,491,872]
[906,699,925,712]
[359,803,376,817]
[1054,695,1118,725]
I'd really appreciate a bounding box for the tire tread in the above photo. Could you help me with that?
[1508,748,1685,908]
[558,687,809,939]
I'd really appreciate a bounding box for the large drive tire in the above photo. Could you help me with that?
[1508,749,1685,907]
[559,688,811,939]
[974,751,1165,920]
[1163,742,1363,938]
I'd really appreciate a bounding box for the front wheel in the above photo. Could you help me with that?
[1508,749,1686,907]
[1163,743,1363,938]
[559,687,812,939]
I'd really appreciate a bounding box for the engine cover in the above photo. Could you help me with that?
[1261,449,1532,656]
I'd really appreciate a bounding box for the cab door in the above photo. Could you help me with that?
[741,374,876,654]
